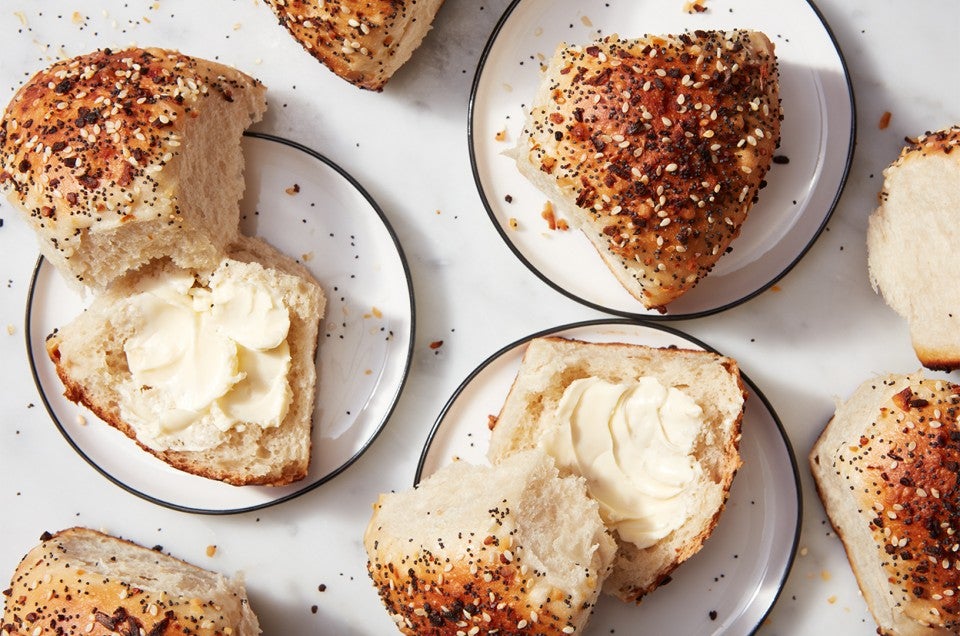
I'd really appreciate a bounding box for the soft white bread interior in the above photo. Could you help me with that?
[2,527,260,636]
[508,31,781,311]
[262,0,446,91]
[364,449,616,635]
[810,372,960,635]
[867,125,960,371]
[487,336,745,603]
[44,234,325,486]
[0,47,267,292]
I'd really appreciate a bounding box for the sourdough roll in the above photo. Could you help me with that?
[0,47,267,291]
[867,125,960,371]
[2,527,260,636]
[262,0,446,91]
[364,449,616,634]
[44,235,324,486]
[509,30,781,310]
[811,373,960,635]
[487,337,745,603]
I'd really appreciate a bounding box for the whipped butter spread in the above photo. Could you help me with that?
[541,376,704,549]
[118,264,292,451]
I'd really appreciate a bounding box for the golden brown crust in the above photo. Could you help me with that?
[0,47,263,255]
[366,502,591,635]
[262,0,445,91]
[517,30,781,309]
[2,528,254,636]
[837,378,960,629]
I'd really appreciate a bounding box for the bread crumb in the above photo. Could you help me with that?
[6,324,14,335]
[508,217,519,230]
[301,252,314,262]
[206,545,217,557]
[684,0,709,13]
[495,129,508,142]
[827,595,837,604]
[429,340,443,350]
[71,11,84,24]
[879,111,892,130]
[800,547,809,556]
[821,569,831,581]
[488,414,498,430]
[580,15,593,27]
[771,284,782,292]
[76,414,87,426]
[285,183,301,195]
[233,23,242,31]
[541,201,557,230]
[364,369,373,375]
[372,306,383,319]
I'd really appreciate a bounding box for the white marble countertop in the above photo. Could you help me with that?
[0,1,958,634]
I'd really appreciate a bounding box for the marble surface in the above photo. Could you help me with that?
[0,1,957,634]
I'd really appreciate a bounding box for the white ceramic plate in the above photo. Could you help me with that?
[469,0,854,318]
[417,320,801,635]
[26,132,415,514]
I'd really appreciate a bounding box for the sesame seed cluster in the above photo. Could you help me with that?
[0,48,259,257]
[836,378,960,629]
[263,0,440,91]
[519,30,781,307]
[367,503,589,635]
[2,530,246,636]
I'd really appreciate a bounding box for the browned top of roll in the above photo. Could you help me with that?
[2,527,259,636]
[262,0,445,91]
[519,30,781,308]
[851,379,960,629]
[0,47,264,252]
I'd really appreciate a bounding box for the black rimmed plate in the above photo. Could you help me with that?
[469,0,855,319]
[417,320,801,635]
[26,132,415,514]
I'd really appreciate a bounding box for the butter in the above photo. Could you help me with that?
[541,376,704,549]
[118,263,292,451]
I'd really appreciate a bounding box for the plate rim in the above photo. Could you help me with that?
[466,0,857,321]
[23,131,417,515]
[414,317,803,634]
